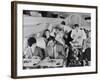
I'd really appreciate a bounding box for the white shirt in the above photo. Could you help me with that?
[71,28,86,47]
[55,32,64,45]
[36,37,46,49]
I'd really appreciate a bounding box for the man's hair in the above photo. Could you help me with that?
[73,24,79,28]
[28,37,36,47]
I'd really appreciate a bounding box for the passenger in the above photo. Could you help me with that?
[24,37,37,59]
[70,24,87,66]
[54,30,65,59]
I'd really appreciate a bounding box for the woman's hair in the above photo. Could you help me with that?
[28,37,36,47]
[42,29,50,38]
[61,21,66,25]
